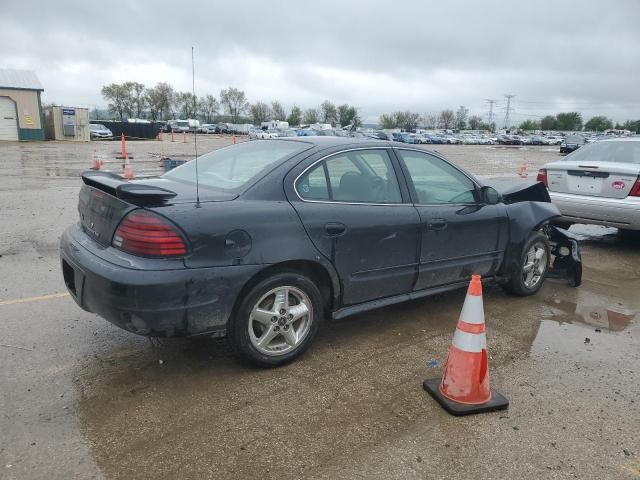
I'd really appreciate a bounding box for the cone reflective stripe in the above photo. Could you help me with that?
[423,274,509,415]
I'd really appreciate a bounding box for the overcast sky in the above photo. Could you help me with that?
[3,0,639,123]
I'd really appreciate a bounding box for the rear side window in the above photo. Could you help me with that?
[565,141,640,164]
[164,140,308,192]
[399,150,477,204]
[296,149,402,203]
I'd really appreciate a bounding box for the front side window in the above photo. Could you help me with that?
[296,149,402,203]
[398,150,477,204]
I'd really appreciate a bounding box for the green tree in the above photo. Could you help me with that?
[127,82,146,118]
[468,115,484,130]
[198,94,220,123]
[540,115,558,130]
[337,104,358,126]
[174,92,197,118]
[555,112,583,131]
[379,113,396,129]
[145,82,174,122]
[399,111,421,131]
[220,87,249,123]
[287,105,302,126]
[302,108,319,124]
[519,119,540,131]
[622,120,640,132]
[320,100,338,125]
[584,116,613,132]
[250,101,271,124]
[101,83,133,121]
[271,101,286,121]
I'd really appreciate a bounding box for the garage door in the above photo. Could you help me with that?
[0,97,18,141]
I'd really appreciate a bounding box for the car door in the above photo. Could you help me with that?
[395,148,508,290]
[286,147,421,306]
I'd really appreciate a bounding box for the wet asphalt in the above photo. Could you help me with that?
[0,139,638,480]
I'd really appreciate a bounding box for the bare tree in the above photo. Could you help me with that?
[302,108,319,124]
[250,101,272,124]
[220,87,249,123]
[198,94,220,123]
[438,110,456,129]
[455,105,469,130]
[174,92,197,118]
[423,113,438,129]
[271,101,286,121]
[128,82,146,118]
[379,113,396,129]
[145,82,174,122]
[468,115,484,130]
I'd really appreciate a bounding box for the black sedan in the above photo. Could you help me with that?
[61,138,580,366]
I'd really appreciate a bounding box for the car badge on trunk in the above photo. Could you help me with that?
[612,181,625,190]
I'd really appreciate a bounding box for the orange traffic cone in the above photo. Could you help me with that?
[232,135,237,144]
[518,162,528,178]
[120,133,127,159]
[91,149,100,170]
[171,130,175,142]
[423,275,509,416]
[183,131,187,143]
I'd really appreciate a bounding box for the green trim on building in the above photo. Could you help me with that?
[18,128,45,141]
[0,86,44,92]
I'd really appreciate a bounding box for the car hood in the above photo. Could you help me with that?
[483,180,551,204]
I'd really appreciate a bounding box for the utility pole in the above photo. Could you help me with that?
[485,99,496,128]
[503,94,515,130]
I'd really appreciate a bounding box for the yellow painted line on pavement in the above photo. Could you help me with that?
[0,292,69,306]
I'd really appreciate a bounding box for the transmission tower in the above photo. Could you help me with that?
[503,94,515,130]
[485,99,496,127]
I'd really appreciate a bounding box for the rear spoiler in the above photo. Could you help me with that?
[81,171,177,202]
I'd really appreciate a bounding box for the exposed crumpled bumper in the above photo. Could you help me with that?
[546,226,582,287]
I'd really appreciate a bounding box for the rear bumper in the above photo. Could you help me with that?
[549,191,640,230]
[60,225,263,337]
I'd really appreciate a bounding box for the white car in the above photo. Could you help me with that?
[539,137,640,231]
[251,129,279,140]
[89,124,113,139]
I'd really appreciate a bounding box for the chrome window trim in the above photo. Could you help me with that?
[293,147,412,206]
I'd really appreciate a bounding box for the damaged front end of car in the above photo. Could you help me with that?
[495,181,583,287]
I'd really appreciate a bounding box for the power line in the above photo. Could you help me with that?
[485,99,496,125]
[503,94,515,129]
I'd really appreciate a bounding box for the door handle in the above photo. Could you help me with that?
[427,218,447,230]
[325,222,346,236]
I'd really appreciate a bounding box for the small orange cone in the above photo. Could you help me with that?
[518,162,528,178]
[423,275,509,416]
[183,131,187,143]
[171,130,175,142]
[120,133,127,160]
[158,130,163,141]
[91,149,100,170]
[232,135,237,144]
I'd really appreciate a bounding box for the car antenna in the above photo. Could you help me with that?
[192,46,201,208]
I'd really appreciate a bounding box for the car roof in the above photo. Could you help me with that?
[596,136,640,142]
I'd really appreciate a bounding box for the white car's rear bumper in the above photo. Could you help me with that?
[549,191,640,230]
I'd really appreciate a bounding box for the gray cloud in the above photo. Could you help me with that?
[2,0,639,123]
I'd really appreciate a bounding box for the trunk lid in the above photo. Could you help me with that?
[546,160,640,199]
[78,171,237,245]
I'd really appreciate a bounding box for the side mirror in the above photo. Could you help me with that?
[480,186,501,205]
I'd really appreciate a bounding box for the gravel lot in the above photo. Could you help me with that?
[0,138,638,480]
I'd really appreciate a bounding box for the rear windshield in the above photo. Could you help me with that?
[565,135,584,143]
[163,140,309,192]
[565,141,640,164]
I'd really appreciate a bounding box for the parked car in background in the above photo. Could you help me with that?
[560,134,587,154]
[198,124,218,134]
[252,129,279,139]
[530,135,546,145]
[539,137,640,233]
[89,124,113,139]
[61,137,578,367]
[546,136,563,145]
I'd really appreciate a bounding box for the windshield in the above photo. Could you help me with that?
[91,124,107,130]
[565,141,640,164]
[176,121,189,127]
[163,140,310,192]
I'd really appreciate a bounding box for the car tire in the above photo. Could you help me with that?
[503,231,551,296]
[229,272,323,367]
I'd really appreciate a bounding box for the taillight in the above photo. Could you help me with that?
[536,168,548,187]
[112,210,187,257]
[629,177,640,197]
